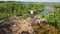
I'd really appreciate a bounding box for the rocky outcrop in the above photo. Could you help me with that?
[0,16,57,34]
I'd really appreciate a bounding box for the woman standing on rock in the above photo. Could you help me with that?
[30,10,34,18]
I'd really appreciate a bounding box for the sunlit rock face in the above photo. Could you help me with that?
[0,16,47,34]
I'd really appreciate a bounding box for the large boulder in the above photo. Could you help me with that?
[0,16,57,34]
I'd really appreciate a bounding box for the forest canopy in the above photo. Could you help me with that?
[0,2,44,20]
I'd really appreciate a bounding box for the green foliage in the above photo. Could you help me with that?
[0,2,44,20]
[36,6,60,28]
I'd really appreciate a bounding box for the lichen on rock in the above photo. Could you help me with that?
[0,16,58,34]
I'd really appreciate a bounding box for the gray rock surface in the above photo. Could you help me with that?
[0,16,47,34]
